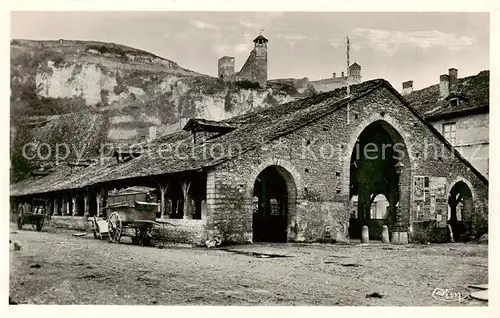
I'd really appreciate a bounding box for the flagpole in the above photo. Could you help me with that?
[346,36,350,125]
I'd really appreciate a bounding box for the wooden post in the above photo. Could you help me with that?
[71,194,77,216]
[182,180,192,220]
[159,185,169,219]
[61,197,66,215]
[83,191,89,217]
[96,192,101,218]
[53,197,59,215]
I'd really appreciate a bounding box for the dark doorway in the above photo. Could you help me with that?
[348,120,409,240]
[252,166,293,242]
[448,181,473,241]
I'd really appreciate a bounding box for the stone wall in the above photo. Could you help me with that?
[218,56,235,81]
[153,219,207,245]
[44,215,92,231]
[20,215,206,245]
[204,85,488,244]
[236,49,267,88]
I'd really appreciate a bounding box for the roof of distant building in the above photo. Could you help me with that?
[253,34,268,43]
[350,62,361,69]
[405,70,489,120]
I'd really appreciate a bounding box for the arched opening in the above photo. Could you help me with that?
[348,120,410,240]
[448,181,473,241]
[252,165,296,242]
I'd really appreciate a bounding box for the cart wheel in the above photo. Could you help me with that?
[108,212,122,243]
[36,217,44,231]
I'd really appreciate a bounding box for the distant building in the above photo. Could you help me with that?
[269,62,362,94]
[404,69,489,179]
[217,34,268,87]
[218,32,361,92]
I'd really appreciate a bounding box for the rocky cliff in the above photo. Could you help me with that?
[10,39,308,181]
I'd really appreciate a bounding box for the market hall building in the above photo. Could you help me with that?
[10,79,489,245]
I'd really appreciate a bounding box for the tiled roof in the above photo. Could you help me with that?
[405,70,489,120]
[10,78,488,197]
[182,118,237,132]
[253,34,268,42]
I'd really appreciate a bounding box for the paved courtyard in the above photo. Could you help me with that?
[9,225,487,306]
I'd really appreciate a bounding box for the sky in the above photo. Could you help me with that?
[10,11,490,91]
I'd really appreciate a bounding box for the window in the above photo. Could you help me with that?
[443,122,457,146]
[449,98,458,107]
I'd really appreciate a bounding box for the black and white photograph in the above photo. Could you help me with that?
[5,2,495,312]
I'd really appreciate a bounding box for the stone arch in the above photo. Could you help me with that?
[246,158,303,199]
[447,176,476,202]
[344,113,415,172]
[447,177,475,241]
[248,160,298,242]
[346,118,412,239]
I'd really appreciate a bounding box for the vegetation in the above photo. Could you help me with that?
[235,80,261,90]
[100,89,109,106]
[264,93,279,107]
[304,84,318,97]
[224,91,234,112]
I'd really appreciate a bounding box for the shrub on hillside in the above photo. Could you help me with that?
[235,80,261,90]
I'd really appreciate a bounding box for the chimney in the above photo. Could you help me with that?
[439,74,450,99]
[402,81,413,96]
[341,71,344,77]
[448,68,458,92]
[333,72,336,78]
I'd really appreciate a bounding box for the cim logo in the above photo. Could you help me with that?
[431,288,469,303]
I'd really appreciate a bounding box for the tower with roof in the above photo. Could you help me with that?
[217,32,269,88]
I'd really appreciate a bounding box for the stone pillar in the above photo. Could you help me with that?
[200,199,207,220]
[381,225,390,243]
[361,226,369,243]
[392,162,408,244]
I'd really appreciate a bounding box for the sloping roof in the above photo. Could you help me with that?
[253,34,268,42]
[10,78,488,197]
[183,118,237,132]
[108,186,155,196]
[405,70,489,120]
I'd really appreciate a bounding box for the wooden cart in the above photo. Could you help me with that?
[106,201,160,246]
[17,199,47,231]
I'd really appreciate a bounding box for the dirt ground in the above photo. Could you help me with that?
[9,224,488,306]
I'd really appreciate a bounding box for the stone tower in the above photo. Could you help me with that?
[348,62,362,84]
[252,34,268,87]
[218,56,235,81]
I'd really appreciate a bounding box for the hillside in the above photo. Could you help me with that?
[10,39,310,182]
